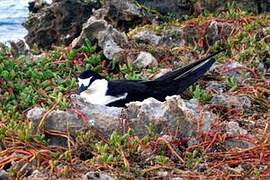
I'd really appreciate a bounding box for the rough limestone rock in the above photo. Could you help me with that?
[8,39,30,56]
[0,170,9,180]
[206,81,227,93]
[225,139,255,149]
[159,28,185,47]
[27,95,214,145]
[26,170,48,180]
[44,110,84,134]
[133,31,161,45]
[26,107,45,126]
[28,0,49,13]
[23,0,101,49]
[126,96,197,138]
[70,94,124,135]
[184,99,213,133]
[72,10,108,48]
[106,0,153,31]
[212,60,250,83]
[137,20,233,48]
[82,171,114,180]
[226,121,248,136]
[133,51,158,68]
[211,95,252,111]
[98,25,128,60]
[72,8,128,60]
[206,21,220,46]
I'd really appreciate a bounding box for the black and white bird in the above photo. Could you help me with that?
[77,52,220,107]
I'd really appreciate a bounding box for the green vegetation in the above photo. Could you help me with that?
[191,85,212,103]
[226,76,238,92]
[120,64,144,80]
[0,3,270,179]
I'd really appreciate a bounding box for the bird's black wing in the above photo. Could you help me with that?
[106,80,152,107]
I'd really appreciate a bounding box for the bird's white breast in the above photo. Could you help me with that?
[80,79,128,105]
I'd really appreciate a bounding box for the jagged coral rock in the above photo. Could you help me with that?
[23,0,101,49]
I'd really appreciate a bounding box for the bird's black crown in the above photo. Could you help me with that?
[79,70,103,79]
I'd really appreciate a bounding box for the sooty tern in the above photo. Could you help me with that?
[77,52,221,107]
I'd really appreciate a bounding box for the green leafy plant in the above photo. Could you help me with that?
[65,49,78,61]
[120,64,143,80]
[154,155,170,165]
[185,150,205,170]
[85,54,102,73]
[226,76,238,91]
[191,85,212,103]
[80,38,96,54]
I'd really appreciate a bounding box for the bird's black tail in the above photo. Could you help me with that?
[153,51,223,93]
[155,50,222,82]
[174,57,216,93]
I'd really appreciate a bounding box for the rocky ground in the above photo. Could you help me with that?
[0,0,270,179]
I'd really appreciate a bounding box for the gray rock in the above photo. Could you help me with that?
[8,39,30,56]
[213,60,247,82]
[72,13,108,48]
[238,96,252,109]
[134,51,158,68]
[28,0,48,13]
[25,170,48,180]
[225,139,255,149]
[72,9,127,60]
[28,95,211,145]
[185,99,213,132]
[102,39,124,60]
[106,0,153,31]
[45,110,84,134]
[70,94,124,135]
[28,108,84,146]
[210,95,227,105]
[26,107,45,129]
[98,25,127,60]
[0,170,9,180]
[126,95,196,138]
[226,61,243,70]
[211,95,252,111]
[134,31,161,45]
[82,171,114,180]
[160,28,185,47]
[257,62,267,76]
[159,21,232,48]
[206,21,219,46]
[171,178,185,180]
[206,81,226,93]
[157,171,168,177]
[23,0,101,49]
[226,121,247,136]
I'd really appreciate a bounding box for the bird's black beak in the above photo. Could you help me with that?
[77,84,86,95]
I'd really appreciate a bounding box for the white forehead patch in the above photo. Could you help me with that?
[78,77,92,87]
